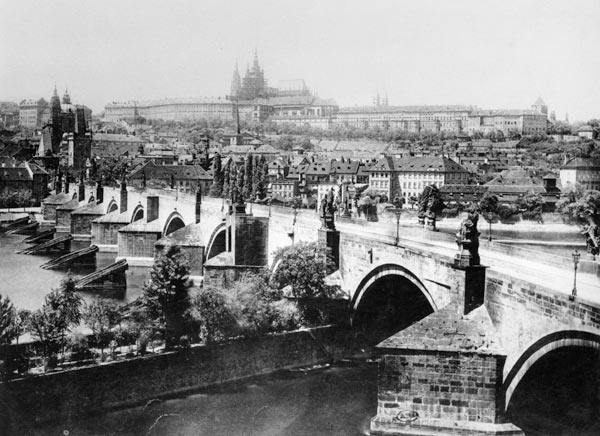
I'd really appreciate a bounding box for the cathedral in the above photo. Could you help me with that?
[230,51,274,100]
[40,86,91,170]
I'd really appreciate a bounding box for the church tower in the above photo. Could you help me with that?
[50,86,63,153]
[62,87,71,104]
[230,62,241,98]
[531,97,548,117]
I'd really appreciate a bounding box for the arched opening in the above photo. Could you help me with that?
[163,214,185,236]
[206,227,228,260]
[107,200,118,213]
[508,346,600,435]
[131,205,144,222]
[352,265,436,346]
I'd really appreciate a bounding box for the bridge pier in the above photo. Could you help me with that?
[370,265,524,436]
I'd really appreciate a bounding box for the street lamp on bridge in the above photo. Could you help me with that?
[569,249,581,301]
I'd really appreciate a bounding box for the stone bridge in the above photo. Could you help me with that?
[41,184,600,435]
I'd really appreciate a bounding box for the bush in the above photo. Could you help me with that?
[187,287,239,344]
[68,334,93,362]
[522,209,543,222]
[269,299,302,332]
[441,207,459,218]
[497,204,519,222]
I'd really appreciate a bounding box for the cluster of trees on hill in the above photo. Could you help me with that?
[208,154,270,201]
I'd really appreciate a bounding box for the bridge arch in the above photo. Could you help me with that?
[131,204,144,222]
[351,263,437,343]
[205,222,228,261]
[163,211,185,236]
[504,329,600,410]
[106,199,118,214]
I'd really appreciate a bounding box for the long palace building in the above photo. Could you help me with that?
[104,52,550,135]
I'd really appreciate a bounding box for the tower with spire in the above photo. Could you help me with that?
[237,50,270,100]
[62,87,71,105]
[230,62,242,98]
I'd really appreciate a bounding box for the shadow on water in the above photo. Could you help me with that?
[21,363,378,436]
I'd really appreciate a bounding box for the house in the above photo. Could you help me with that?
[560,157,600,191]
[0,158,49,206]
[128,161,212,193]
[370,155,470,201]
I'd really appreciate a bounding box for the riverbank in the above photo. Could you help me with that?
[0,326,353,432]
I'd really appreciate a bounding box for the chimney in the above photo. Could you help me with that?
[195,184,202,224]
[147,196,159,222]
[95,178,103,204]
[120,178,128,213]
[78,179,85,202]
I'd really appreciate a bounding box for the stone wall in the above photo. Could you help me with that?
[118,231,161,258]
[1,327,341,427]
[338,231,459,310]
[485,269,600,377]
[372,350,506,430]
[71,213,101,236]
[233,215,269,266]
[92,222,126,246]
[203,263,264,288]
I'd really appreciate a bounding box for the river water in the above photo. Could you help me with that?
[0,233,148,310]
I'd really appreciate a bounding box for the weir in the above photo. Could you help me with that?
[40,245,99,270]
[17,234,73,254]
[0,216,30,232]
[75,259,128,290]
[6,221,39,235]
[23,228,56,243]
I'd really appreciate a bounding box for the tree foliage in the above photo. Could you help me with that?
[141,245,192,348]
[557,189,600,226]
[0,295,17,347]
[271,242,338,299]
[28,275,82,368]
[83,298,120,359]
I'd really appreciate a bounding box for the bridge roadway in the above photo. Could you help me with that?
[341,219,600,304]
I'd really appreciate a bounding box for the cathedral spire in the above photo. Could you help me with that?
[230,61,241,98]
[253,49,260,71]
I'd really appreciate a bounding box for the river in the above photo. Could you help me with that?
[0,232,148,310]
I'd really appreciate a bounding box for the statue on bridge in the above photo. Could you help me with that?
[455,211,481,267]
[320,188,336,230]
[583,224,600,258]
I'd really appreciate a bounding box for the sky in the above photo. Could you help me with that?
[1,0,599,122]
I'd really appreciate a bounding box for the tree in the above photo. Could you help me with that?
[478,193,499,241]
[478,193,499,218]
[83,298,120,360]
[141,245,193,348]
[208,153,223,197]
[517,191,545,221]
[28,275,82,369]
[557,189,600,256]
[271,242,337,299]
[187,287,238,344]
[235,160,245,202]
[222,160,231,199]
[0,295,17,347]
[243,154,253,199]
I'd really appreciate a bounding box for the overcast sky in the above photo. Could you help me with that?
[1,0,599,121]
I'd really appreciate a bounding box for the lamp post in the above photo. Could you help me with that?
[395,207,402,246]
[486,212,494,242]
[569,249,581,301]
